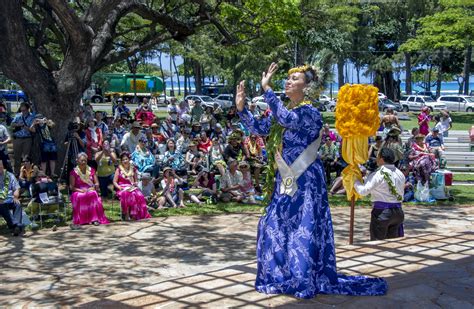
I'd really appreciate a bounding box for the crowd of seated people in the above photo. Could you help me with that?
[0,94,457,235]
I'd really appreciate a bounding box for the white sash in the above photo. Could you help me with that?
[275,132,322,197]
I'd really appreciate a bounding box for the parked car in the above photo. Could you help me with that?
[437,95,474,112]
[416,90,436,100]
[319,94,332,103]
[156,94,175,105]
[184,95,216,109]
[325,99,337,112]
[214,94,234,109]
[378,92,387,100]
[379,98,402,112]
[0,89,28,103]
[400,95,446,112]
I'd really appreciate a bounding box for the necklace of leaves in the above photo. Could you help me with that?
[263,99,312,203]
[0,173,11,200]
[379,168,402,201]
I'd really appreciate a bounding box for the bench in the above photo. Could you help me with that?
[443,151,474,172]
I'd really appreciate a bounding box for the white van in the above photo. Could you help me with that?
[400,95,446,112]
[437,95,474,112]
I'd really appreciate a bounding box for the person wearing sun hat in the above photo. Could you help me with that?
[120,121,145,153]
[190,122,202,139]
[382,124,404,167]
[238,160,257,204]
[224,133,244,161]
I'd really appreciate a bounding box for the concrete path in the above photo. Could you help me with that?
[0,206,473,308]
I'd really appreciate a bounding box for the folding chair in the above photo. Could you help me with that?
[28,182,67,228]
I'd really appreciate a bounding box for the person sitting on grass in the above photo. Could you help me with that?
[138,172,165,211]
[160,167,186,208]
[238,161,257,204]
[219,159,244,203]
[185,142,206,175]
[189,169,217,205]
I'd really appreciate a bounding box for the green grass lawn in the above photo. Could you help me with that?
[1,184,470,234]
[322,112,474,131]
[453,173,474,182]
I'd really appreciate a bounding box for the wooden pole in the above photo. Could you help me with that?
[349,195,355,245]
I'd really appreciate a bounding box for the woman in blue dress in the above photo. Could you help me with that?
[236,63,387,299]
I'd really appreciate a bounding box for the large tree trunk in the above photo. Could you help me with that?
[405,52,412,95]
[194,60,202,94]
[172,56,181,96]
[183,57,188,97]
[158,52,167,98]
[169,54,175,96]
[436,67,442,98]
[0,0,91,175]
[463,45,472,95]
[337,57,345,89]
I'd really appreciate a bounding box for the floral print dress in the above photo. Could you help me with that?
[238,89,387,299]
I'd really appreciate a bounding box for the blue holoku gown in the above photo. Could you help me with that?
[238,89,387,299]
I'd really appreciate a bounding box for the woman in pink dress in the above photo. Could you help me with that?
[69,152,110,225]
[113,152,151,221]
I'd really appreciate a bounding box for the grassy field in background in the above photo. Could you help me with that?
[322,112,474,131]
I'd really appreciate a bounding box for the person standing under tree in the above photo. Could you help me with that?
[10,102,35,175]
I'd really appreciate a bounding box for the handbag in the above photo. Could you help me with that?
[41,140,57,153]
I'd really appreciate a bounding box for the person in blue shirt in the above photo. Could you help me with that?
[0,159,24,236]
[10,102,35,175]
[425,127,444,150]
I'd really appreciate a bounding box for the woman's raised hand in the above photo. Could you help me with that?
[236,80,246,112]
[261,62,278,91]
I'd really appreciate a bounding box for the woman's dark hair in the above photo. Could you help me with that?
[379,147,395,164]
[375,136,382,142]
[120,151,131,160]
[303,68,318,84]
[166,139,176,151]
[22,155,32,163]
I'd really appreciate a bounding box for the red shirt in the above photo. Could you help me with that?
[198,138,212,153]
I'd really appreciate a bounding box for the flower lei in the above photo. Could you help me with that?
[74,166,93,186]
[0,173,11,200]
[379,168,402,201]
[263,99,313,202]
[119,164,134,180]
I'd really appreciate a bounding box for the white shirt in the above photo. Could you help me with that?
[436,117,452,133]
[354,164,404,203]
[120,132,145,153]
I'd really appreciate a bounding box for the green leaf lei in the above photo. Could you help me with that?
[262,100,313,203]
[0,173,10,200]
[379,169,403,201]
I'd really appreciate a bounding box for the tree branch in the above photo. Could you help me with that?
[96,30,173,69]
[46,0,92,44]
